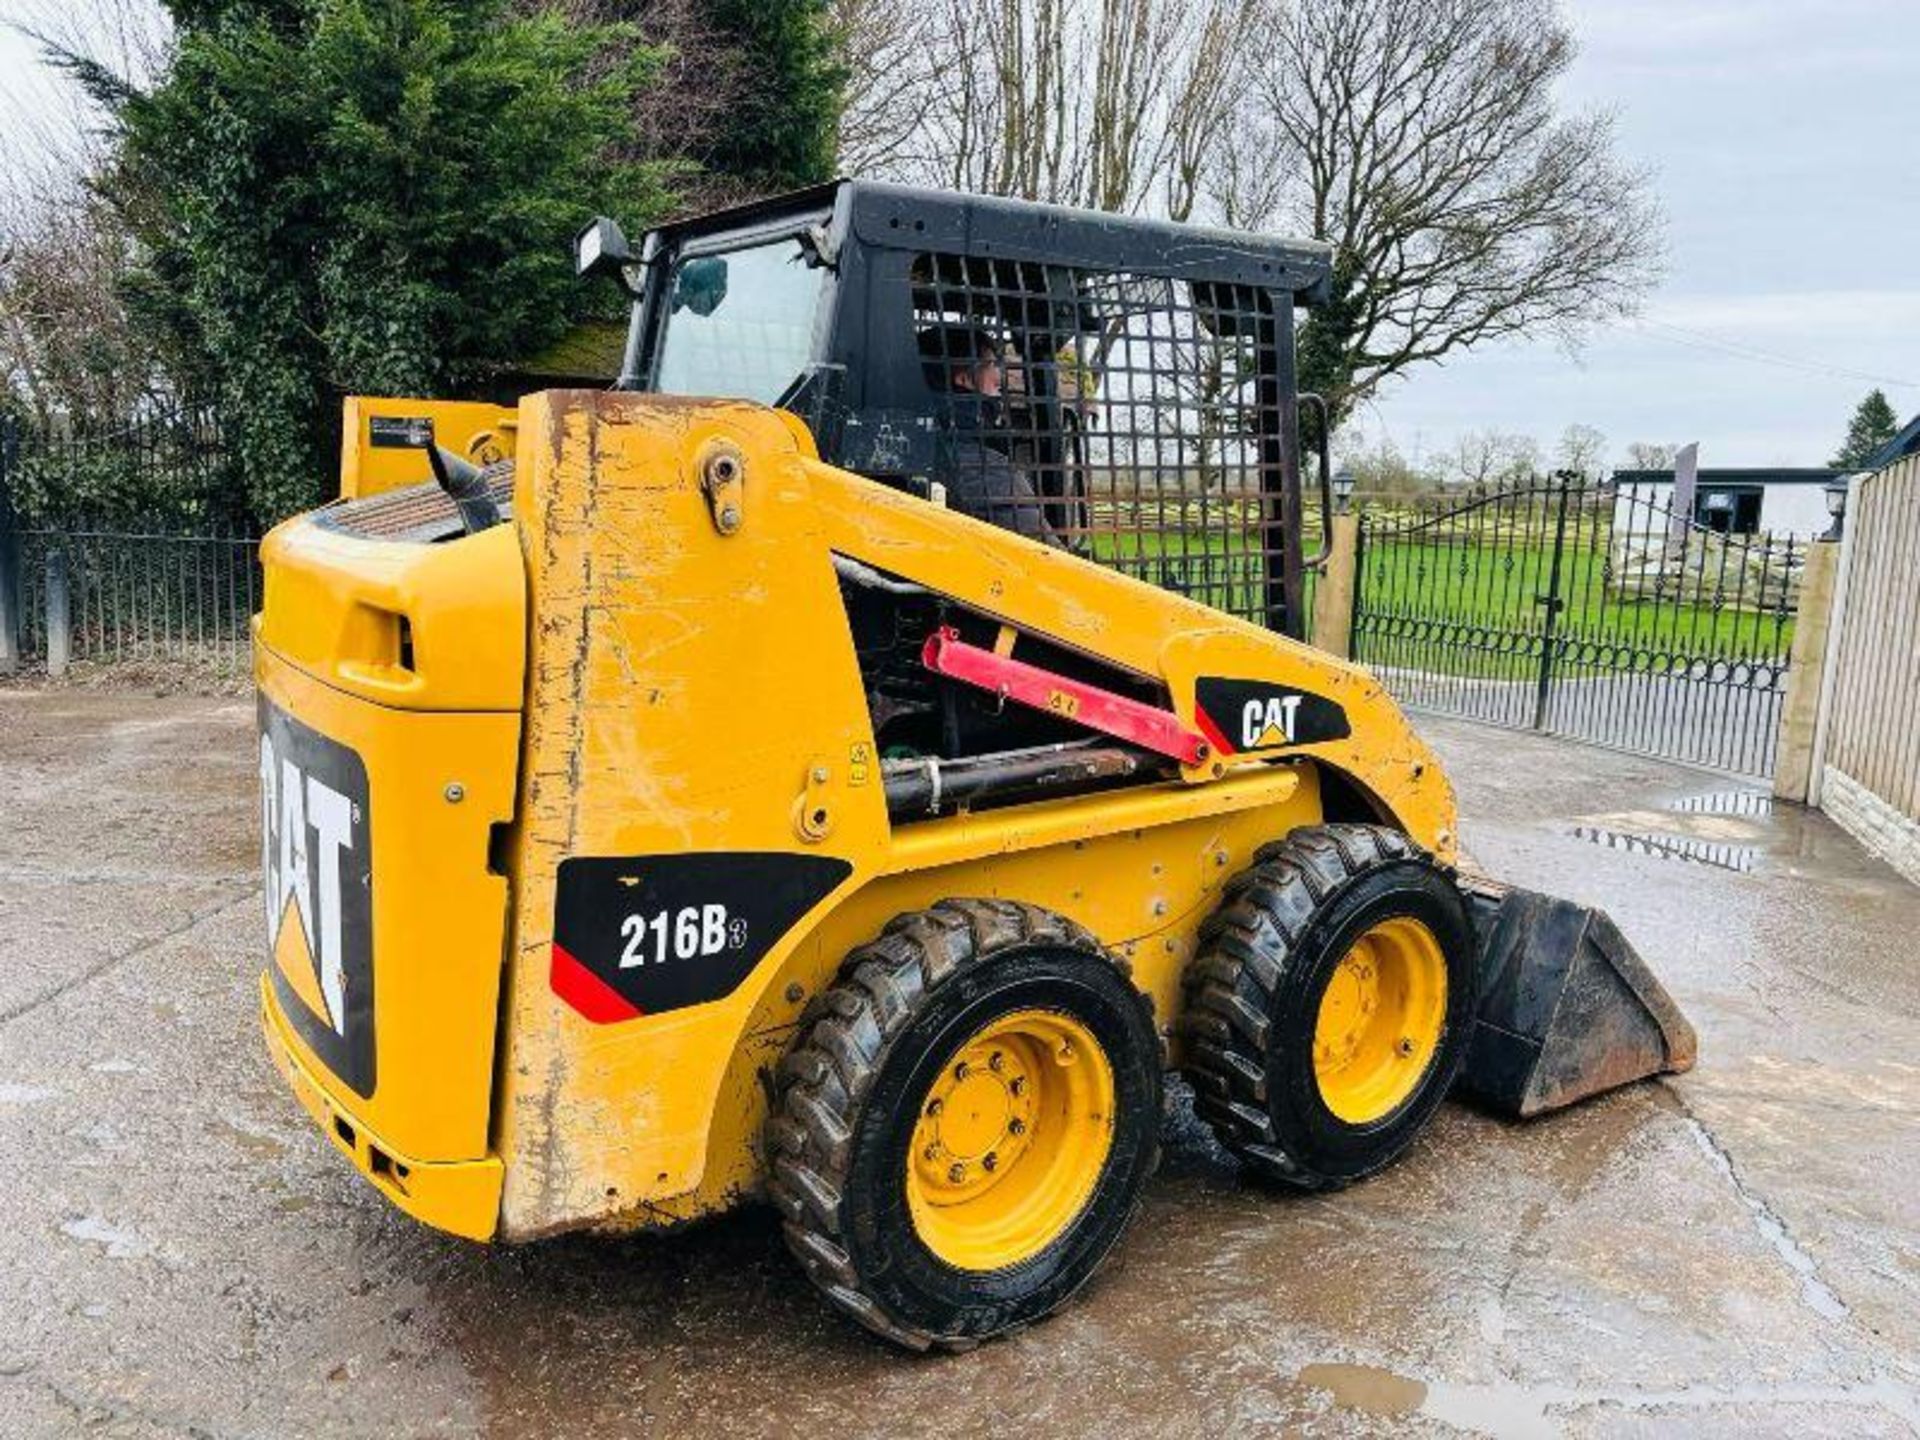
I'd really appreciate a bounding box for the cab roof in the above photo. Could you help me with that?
[645,179,1334,306]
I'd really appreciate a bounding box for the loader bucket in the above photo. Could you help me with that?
[1455,878,1697,1118]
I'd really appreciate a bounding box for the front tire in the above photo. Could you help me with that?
[1182,825,1476,1190]
[767,899,1161,1351]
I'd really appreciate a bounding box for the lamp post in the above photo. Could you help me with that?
[1333,468,1355,514]
[1822,478,1850,542]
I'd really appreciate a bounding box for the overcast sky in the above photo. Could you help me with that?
[2,0,1914,471]
[1360,0,1920,472]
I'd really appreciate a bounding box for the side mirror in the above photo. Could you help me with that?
[574,216,637,284]
[672,255,729,317]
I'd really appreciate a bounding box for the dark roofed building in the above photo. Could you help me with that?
[1862,413,1920,472]
[1610,467,1844,537]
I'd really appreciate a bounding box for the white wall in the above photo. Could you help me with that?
[1610,481,1832,538]
[1757,485,1836,537]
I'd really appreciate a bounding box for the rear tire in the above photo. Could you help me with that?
[1182,825,1476,1190]
[767,899,1161,1351]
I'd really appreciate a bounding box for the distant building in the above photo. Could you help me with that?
[1609,467,1842,537]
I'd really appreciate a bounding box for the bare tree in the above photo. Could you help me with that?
[1,0,174,422]
[1556,423,1608,478]
[1445,429,1541,488]
[1622,440,1678,471]
[0,172,168,427]
[845,0,1254,218]
[831,0,944,178]
[1236,0,1662,408]
[1335,431,1441,500]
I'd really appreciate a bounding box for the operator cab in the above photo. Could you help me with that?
[576,180,1336,638]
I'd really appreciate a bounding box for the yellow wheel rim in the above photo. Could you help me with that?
[906,1008,1115,1272]
[1312,916,1449,1125]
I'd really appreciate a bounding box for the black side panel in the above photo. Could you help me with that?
[260,695,377,1097]
[1194,676,1351,754]
[551,853,853,1022]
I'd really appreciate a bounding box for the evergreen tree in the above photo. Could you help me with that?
[701,0,844,193]
[1831,388,1902,469]
[76,0,676,521]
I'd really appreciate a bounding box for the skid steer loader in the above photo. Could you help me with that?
[254,181,1694,1350]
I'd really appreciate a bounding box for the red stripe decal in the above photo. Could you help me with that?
[550,941,644,1024]
[1192,705,1236,758]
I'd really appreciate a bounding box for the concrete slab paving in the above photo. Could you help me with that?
[1,693,1915,1437]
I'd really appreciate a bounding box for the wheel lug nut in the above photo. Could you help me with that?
[948,1162,966,1183]
[983,1152,998,1172]
[923,1145,939,1161]
[1396,1037,1416,1057]
[989,1051,1003,1072]
[926,1098,943,1117]
[1008,1118,1026,1136]
[954,1061,969,1080]
[1009,1077,1027,1096]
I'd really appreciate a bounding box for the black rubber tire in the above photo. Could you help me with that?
[1182,824,1476,1191]
[766,899,1162,1351]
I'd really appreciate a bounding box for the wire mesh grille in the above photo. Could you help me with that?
[910,253,1300,628]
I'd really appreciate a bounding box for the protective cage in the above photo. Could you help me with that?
[627,181,1334,636]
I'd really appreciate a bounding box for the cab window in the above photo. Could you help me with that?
[653,238,827,403]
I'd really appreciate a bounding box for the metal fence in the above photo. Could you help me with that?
[11,527,259,675]
[0,404,259,678]
[1352,476,1802,777]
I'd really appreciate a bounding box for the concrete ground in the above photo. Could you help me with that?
[1,689,1916,1437]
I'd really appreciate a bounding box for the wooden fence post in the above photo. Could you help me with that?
[45,547,70,679]
[1311,513,1360,657]
[1772,539,1841,803]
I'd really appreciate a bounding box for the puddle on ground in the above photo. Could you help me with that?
[1297,1363,1556,1438]
[215,1114,289,1158]
[1571,824,1758,873]
[1297,1363,1920,1437]
[1670,790,1773,818]
[60,1214,163,1261]
[1296,1362,1425,1418]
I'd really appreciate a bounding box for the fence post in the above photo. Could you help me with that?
[1311,512,1360,657]
[0,415,19,675]
[45,547,71,678]
[1531,474,1574,731]
[1772,539,1841,802]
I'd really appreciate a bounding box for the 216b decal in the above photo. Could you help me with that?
[552,854,851,1023]
[618,905,747,968]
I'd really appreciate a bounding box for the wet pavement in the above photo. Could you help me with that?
[2,690,1917,1437]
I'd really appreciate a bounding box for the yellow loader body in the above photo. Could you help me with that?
[255,390,1462,1242]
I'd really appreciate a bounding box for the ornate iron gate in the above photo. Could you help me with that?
[1351,477,1801,778]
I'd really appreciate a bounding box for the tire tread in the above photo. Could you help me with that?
[768,898,1153,1351]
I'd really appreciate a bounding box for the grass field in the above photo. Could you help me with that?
[1353,537,1797,681]
[1080,517,1797,684]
